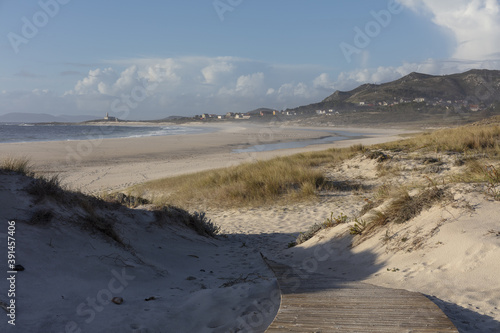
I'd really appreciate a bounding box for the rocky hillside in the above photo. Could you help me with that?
[324,69,500,105]
[285,69,500,116]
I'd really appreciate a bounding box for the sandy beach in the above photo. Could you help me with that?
[0,122,411,194]
[2,121,499,332]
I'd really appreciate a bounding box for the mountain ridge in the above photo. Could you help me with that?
[277,69,500,116]
[322,69,500,106]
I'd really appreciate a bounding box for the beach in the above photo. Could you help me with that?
[0,122,411,194]
[2,121,499,332]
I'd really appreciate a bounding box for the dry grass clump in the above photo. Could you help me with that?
[454,160,500,200]
[81,213,124,245]
[376,161,403,177]
[326,180,370,192]
[0,157,67,203]
[0,156,33,175]
[361,186,448,237]
[385,187,446,224]
[469,115,500,126]
[100,192,150,208]
[27,174,64,202]
[286,144,365,167]
[154,206,220,237]
[146,158,325,208]
[379,124,500,155]
[29,209,54,225]
[365,150,390,162]
[2,157,220,239]
[134,146,366,209]
[456,159,499,182]
[292,213,348,246]
[25,175,127,245]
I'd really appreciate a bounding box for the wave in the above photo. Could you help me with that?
[0,124,212,143]
[125,126,195,138]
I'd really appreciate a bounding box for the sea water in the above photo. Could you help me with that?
[0,123,211,143]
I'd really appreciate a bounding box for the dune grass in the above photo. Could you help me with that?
[291,121,500,246]
[132,122,500,210]
[451,160,500,200]
[1,156,220,240]
[378,125,500,155]
[132,145,366,209]
[154,207,220,237]
[0,156,33,175]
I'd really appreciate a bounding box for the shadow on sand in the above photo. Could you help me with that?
[226,231,465,332]
[427,295,500,333]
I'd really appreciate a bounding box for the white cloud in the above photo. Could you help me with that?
[32,89,50,95]
[313,73,335,91]
[398,0,500,60]
[4,54,500,119]
[114,65,139,92]
[71,68,118,95]
[62,58,312,117]
[142,58,180,84]
[274,82,315,104]
[201,61,234,84]
[216,72,265,96]
[235,72,265,95]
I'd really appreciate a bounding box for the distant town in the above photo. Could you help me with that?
[188,96,486,121]
[356,97,482,112]
[96,69,500,124]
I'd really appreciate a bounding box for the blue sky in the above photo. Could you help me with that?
[0,0,499,119]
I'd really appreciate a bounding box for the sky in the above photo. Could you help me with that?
[0,0,499,120]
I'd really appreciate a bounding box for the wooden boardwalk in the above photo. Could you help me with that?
[264,259,458,333]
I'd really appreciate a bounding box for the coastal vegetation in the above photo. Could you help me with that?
[125,117,500,249]
[130,144,366,209]
[290,118,500,245]
[377,119,500,154]
[0,156,32,175]
[131,118,500,212]
[0,158,220,240]
[4,116,500,246]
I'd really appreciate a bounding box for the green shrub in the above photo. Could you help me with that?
[349,218,368,235]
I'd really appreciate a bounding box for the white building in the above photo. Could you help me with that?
[104,113,118,121]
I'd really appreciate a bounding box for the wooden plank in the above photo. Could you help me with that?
[264,258,458,333]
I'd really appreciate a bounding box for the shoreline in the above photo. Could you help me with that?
[2,120,499,332]
[0,123,415,193]
[0,122,217,145]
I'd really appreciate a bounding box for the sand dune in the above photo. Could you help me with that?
[2,122,499,332]
[207,151,500,332]
[0,171,278,332]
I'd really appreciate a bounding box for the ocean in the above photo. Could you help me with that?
[0,123,211,143]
